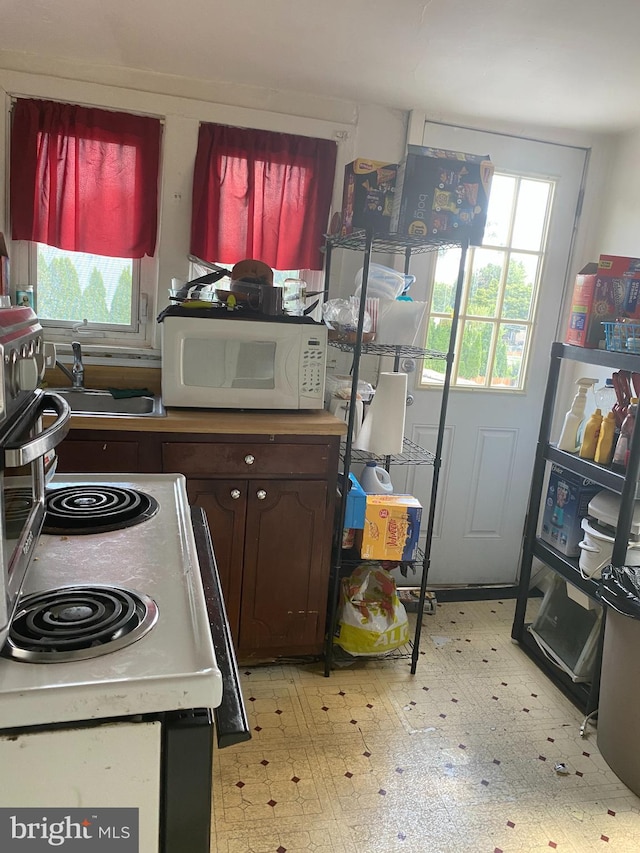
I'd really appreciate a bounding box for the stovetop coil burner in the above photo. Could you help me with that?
[43,485,159,535]
[2,584,158,662]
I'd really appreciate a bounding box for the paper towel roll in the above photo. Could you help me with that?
[353,372,407,456]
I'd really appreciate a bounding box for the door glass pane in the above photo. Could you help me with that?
[430,251,460,314]
[457,320,492,386]
[512,179,551,251]
[467,249,505,318]
[424,317,451,382]
[491,323,528,388]
[503,253,539,320]
[483,174,516,247]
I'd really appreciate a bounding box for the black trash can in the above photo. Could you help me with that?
[597,564,640,796]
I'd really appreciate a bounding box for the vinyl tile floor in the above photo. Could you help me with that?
[211,599,640,853]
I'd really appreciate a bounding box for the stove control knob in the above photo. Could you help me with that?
[244,454,255,465]
[256,489,267,500]
[18,356,40,391]
[230,489,241,500]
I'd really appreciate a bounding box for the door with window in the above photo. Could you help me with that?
[401,122,587,586]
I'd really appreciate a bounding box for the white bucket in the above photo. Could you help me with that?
[578,517,640,580]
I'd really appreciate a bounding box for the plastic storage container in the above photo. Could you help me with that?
[528,574,602,682]
[354,263,415,300]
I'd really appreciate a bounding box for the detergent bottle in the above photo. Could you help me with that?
[557,377,598,453]
[360,461,394,494]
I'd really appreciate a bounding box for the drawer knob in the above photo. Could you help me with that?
[230,489,241,500]
[244,454,255,465]
[256,489,267,500]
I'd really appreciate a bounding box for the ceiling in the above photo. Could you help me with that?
[2,0,640,134]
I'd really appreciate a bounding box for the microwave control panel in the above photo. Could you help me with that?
[300,336,326,403]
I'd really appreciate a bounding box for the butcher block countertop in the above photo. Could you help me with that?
[56,408,348,436]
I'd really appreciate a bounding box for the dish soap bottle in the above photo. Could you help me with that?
[594,410,617,465]
[579,408,602,459]
[557,377,598,453]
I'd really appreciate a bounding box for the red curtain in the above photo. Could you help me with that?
[191,123,337,271]
[10,98,161,259]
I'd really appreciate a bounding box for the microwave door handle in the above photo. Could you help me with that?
[4,392,71,467]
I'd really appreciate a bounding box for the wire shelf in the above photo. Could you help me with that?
[324,230,463,255]
[341,435,435,466]
[328,340,447,360]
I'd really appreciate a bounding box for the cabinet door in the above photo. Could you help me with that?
[186,479,246,645]
[239,479,329,657]
[55,440,141,473]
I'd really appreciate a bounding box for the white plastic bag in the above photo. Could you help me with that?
[334,563,409,656]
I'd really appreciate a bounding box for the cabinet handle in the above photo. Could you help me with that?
[256,489,267,500]
[230,489,241,500]
[244,454,255,465]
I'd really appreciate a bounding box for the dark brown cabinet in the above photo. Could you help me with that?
[163,438,338,662]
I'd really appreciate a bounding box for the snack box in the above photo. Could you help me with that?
[390,145,494,245]
[540,464,600,557]
[565,255,640,349]
[358,494,422,562]
[340,158,398,236]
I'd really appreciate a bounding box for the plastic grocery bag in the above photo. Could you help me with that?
[334,562,409,655]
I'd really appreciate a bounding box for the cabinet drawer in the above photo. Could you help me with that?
[162,442,331,478]
[56,440,141,473]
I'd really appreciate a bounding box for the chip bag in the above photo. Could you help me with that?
[334,562,409,655]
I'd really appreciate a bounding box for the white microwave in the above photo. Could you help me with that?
[161,315,328,410]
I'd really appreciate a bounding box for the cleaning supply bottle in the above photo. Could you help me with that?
[579,408,603,459]
[557,377,598,453]
[612,397,638,471]
[594,410,617,465]
[595,377,617,415]
[359,461,394,494]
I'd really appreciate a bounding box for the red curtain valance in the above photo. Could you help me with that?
[10,98,161,259]
[190,123,337,271]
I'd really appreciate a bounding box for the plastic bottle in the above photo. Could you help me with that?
[594,411,617,465]
[359,461,394,494]
[594,378,617,415]
[579,409,602,459]
[557,377,598,453]
[612,397,638,471]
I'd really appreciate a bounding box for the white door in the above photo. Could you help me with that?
[399,122,586,586]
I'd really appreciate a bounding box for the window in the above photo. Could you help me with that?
[421,172,555,390]
[10,97,160,346]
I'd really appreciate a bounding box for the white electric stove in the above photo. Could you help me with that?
[0,473,222,729]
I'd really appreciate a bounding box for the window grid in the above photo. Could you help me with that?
[422,173,555,391]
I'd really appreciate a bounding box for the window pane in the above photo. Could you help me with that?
[483,174,516,247]
[457,320,493,386]
[424,317,452,383]
[431,248,462,314]
[504,253,538,320]
[467,249,505,318]
[491,323,528,388]
[37,245,134,325]
[512,179,551,251]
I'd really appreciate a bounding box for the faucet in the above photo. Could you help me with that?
[56,341,84,388]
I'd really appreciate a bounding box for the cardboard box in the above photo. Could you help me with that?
[340,159,398,236]
[358,494,422,562]
[340,473,366,530]
[390,145,494,245]
[540,464,600,557]
[565,255,640,349]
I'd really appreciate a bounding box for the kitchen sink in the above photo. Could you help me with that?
[47,388,166,418]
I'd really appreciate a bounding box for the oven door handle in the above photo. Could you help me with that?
[190,507,251,749]
[4,391,71,467]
